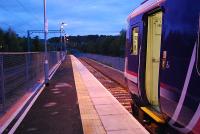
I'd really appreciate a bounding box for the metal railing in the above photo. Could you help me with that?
[0,52,65,111]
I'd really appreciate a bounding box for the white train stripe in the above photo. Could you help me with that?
[138,46,142,94]
[160,87,177,101]
[196,14,200,76]
[169,43,196,124]
[128,0,166,20]
[124,72,138,84]
[169,104,200,134]
[124,56,138,84]
[185,104,200,132]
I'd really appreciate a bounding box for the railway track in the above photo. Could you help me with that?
[79,57,133,113]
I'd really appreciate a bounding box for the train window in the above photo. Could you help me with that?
[131,27,139,55]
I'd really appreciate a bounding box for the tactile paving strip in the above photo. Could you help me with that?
[71,56,106,134]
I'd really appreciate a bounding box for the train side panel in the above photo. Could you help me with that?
[125,15,142,96]
[160,0,200,133]
[126,0,200,133]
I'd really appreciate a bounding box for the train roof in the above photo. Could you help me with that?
[128,0,166,21]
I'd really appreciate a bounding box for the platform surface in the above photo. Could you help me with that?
[10,56,83,134]
[71,55,149,134]
[1,55,149,134]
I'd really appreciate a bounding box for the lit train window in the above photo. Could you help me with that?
[131,27,139,55]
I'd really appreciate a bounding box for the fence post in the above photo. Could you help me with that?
[25,54,29,80]
[27,31,31,52]
[56,52,59,63]
[0,55,5,111]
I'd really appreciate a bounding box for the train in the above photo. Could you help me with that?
[124,0,200,133]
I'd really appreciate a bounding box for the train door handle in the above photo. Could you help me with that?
[152,58,160,63]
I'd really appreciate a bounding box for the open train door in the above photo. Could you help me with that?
[145,11,163,111]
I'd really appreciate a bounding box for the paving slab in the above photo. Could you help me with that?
[71,55,149,134]
[72,55,106,134]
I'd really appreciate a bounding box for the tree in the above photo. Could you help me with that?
[119,29,126,56]
[32,36,41,51]
[0,27,28,52]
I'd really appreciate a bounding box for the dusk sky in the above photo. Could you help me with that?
[0,0,143,37]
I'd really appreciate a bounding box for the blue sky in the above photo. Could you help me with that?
[0,0,143,37]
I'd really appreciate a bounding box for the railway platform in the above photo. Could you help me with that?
[0,55,149,134]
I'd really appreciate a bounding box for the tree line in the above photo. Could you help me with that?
[49,29,126,57]
[70,29,126,57]
[0,28,27,52]
[0,27,126,57]
[0,27,46,52]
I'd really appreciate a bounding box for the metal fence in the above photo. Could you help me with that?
[0,52,64,111]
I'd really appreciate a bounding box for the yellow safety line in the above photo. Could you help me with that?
[71,56,106,134]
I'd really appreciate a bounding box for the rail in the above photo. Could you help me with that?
[79,53,125,71]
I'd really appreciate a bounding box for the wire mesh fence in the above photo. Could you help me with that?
[0,51,64,111]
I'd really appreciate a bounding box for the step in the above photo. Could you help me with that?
[140,107,166,124]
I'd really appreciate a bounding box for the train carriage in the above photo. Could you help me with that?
[125,0,200,133]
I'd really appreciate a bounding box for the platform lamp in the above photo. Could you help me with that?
[60,22,67,59]
[64,34,69,54]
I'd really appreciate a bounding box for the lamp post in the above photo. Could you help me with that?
[60,23,67,45]
[60,22,67,59]
[64,34,68,54]
[44,0,49,85]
